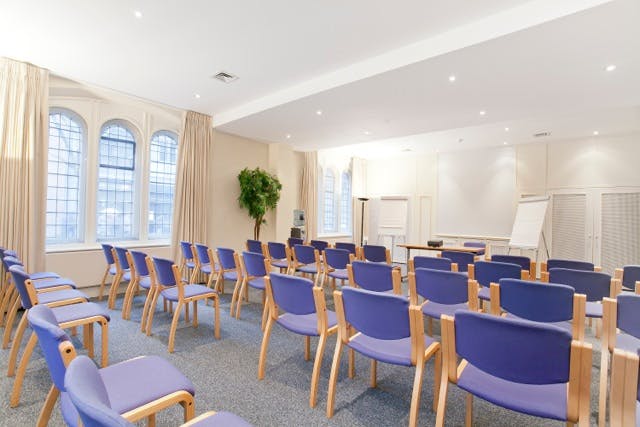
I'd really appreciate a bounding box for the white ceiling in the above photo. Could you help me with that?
[1,0,638,152]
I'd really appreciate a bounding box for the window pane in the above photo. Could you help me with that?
[340,172,352,233]
[322,170,336,233]
[46,111,83,244]
[148,132,178,239]
[96,124,137,240]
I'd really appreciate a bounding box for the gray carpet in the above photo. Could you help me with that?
[0,284,603,426]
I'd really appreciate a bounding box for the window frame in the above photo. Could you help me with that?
[318,165,353,238]
[147,130,178,240]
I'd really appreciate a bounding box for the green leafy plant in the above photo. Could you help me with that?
[238,167,282,240]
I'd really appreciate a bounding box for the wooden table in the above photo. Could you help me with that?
[397,244,484,265]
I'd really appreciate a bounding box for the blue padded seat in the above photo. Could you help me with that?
[38,289,89,305]
[248,277,265,290]
[52,303,110,324]
[277,311,338,336]
[349,334,435,367]
[161,284,217,301]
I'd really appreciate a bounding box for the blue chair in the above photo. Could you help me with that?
[122,250,153,322]
[107,247,132,310]
[547,268,618,321]
[463,241,486,256]
[348,260,401,294]
[490,254,535,279]
[98,243,116,301]
[409,256,457,273]
[468,260,524,309]
[246,239,264,254]
[66,355,253,427]
[326,287,441,426]
[542,258,599,273]
[608,348,640,427]
[323,248,350,289]
[7,266,110,411]
[615,265,640,292]
[292,244,322,285]
[599,294,640,425]
[179,240,196,279]
[335,242,357,256]
[215,248,243,309]
[236,251,269,327]
[190,243,219,288]
[27,304,198,427]
[258,273,338,408]
[436,311,592,426]
[265,241,291,273]
[409,268,469,336]
[440,250,475,273]
[145,257,220,353]
[288,237,304,248]
[360,244,390,264]
[491,278,586,340]
[309,239,329,254]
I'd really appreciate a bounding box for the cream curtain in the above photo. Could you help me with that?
[0,58,48,271]
[300,151,317,241]
[171,111,212,261]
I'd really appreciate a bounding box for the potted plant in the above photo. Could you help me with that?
[237,167,282,240]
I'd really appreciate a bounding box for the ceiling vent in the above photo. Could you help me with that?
[533,131,552,138]
[212,71,238,83]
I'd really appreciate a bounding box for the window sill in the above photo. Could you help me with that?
[46,240,171,254]
[317,233,353,240]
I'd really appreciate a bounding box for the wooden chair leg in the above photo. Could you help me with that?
[98,266,109,301]
[433,350,442,412]
[140,288,154,333]
[213,296,220,339]
[100,321,109,367]
[0,286,16,326]
[304,336,311,361]
[261,294,269,331]
[599,348,609,427]
[180,395,195,422]
[122,278,138,320]
[435,365,449,427]
[108,272,122,309]
[10,332,38,407]
[326,340,344,418]
[309,332,328,408]
[409,360,425,427]
[192,300,198,327]
[348,348,355,379]
[235,279,248,319]
[36,385,60,427]
[148,413,156,427]
[258,316,274,380]
[427,318,433,337]
[185,302,190,324]
[83,322,94,359]
[230,277,242,317]
[2,294,21,349]
[146,288,161,336]
[7,310,29,376]
[168,301,183,353]
[465,393,473,427]
[370,360,377,388]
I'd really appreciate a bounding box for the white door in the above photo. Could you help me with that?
[550,192,594,262]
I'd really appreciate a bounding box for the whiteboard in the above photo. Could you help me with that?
[378,197,408,234]
[508,196,549,248]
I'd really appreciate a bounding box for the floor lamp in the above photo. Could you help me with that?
[357,197,369,247]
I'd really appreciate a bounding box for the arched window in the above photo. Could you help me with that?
[148,131,178,239]
[340,171,352,233]
[96,122,137,240]
[322,169,337,233]
[46,109,84,244]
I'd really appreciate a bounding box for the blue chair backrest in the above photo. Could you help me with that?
[113,247,130,270]
[217,248,236,270]
[547,259,594,271]
[362,245,387,262]
[499,279,574,323]
[101,244,115,265]
[474,261,522,288]
[267,242,287,260]
[27,305,72,391]
[180,241,193,260]
[65,356,134,427]
[463,242,485,249]
[294,245,316,265]
[325,248,350,270]
[548,268,610,302]
[3,249,18,258]
[491,255,531,272]
[310,240,329,252]
[243,251,267,277]
[194,243,210,264]
[9,266,34,309]
[351,261,394,292]
[335,242,356,255]
[341,287,410,340]
[269,273,316,315]
[246,239,263,254]
[621,265,640,290]
[129,250,149,277]
[414,268,468,305]
[152,257,177,287]
[413,256,453,271]
[441,251,475,273]
[2,255,22,270]
[455,311,572,385]
[288,237,304,248]
[616,294,640,339]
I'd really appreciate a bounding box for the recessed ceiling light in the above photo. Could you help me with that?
[316,110,323,116]
[285,134,291,139]
[363,131,371,136]
[605,64,616,72]
[479,110,486,116]
[194,93,201,99]
[504,127,509,132]
[503,141,508,145]
[593,130,599,136]
[458,138,464,143]
[134,10,143,18]
[448,75,456,82]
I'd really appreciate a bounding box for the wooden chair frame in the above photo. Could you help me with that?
[326,290,441,427]
[189,245,219,289]
[540,261,602,273]
[613,268,640,292]
[97,247,115,301]
[467,267,529,312]
[291,246,322,285]
[435,314,592,427]
[107,248,130,310]
[233,255,269,328]
[347,263,402,295]
[264,243,292,275]
[217,251,243,316]
[258,276,338,408]
[609,349,639,427]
